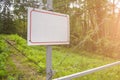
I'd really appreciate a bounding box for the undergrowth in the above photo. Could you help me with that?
[0,34,120,80]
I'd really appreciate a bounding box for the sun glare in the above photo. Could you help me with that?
[10,5,14,11]
[109,0,120,13]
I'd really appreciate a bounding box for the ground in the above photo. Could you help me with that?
[6,50,45,80]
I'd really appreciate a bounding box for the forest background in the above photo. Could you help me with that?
[1,0,120,57]
[0,0,120,80]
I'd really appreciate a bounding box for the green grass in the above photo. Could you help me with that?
[0,34,120,80]
[0,35,10,78]
[52,50,120,79]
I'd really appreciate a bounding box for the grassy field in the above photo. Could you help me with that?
[0,34,120,80]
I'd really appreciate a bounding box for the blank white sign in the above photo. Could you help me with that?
[27,8,70,45]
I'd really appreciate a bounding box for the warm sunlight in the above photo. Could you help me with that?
[109,0,120,13]
[0,0,120,80]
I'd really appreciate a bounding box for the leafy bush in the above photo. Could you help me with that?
[0,36,9,78]
[5,34,46,73]
[0,34,120,80]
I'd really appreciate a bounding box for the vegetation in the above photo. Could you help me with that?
[0,36,9,78]
[0,0,120,80]
[0,34,119,80]
[0,0,120,55]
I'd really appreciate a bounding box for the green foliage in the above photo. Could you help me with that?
[7,76,15,80]
[0,0,120,78]
[52,49,120,80]
[1,0,120,55]
[0,10,15,34]
[53,0,120,56]
[4,34,46,73]
[0,70,7,77]
[0,36,9,78]
[0,34,120,80]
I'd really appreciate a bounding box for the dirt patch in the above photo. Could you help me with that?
[7,53,46,80]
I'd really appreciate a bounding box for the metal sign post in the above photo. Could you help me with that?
[46,0,53,80]
[39,0,53,80]
[27,0,69,80]
[47,0,53,11]
[46,45,52,80]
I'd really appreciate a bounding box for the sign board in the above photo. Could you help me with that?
[27,7,70,45]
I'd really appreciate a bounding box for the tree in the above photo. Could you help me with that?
[0,0,15,34]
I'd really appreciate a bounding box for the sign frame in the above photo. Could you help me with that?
[27,8,70,45]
